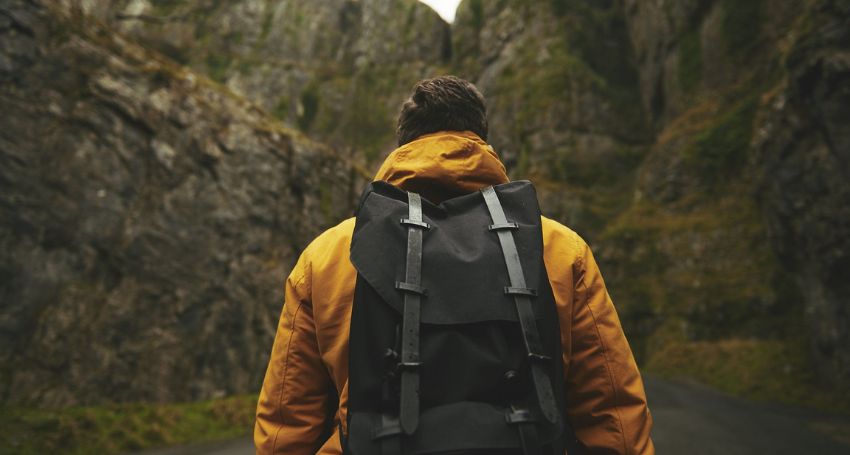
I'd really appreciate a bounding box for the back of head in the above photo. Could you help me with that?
[396,75,488,146]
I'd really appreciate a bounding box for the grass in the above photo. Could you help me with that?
[645,338,850,413]
[0,395,257,455]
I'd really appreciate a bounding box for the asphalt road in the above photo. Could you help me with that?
[644,375,849,454]
[135,375,850,454]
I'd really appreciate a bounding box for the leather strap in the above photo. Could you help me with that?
[517,421,542,455]
[377,413,401,455]
[481,186,560,424]
[399,191,425,435]
[507,406,542,455]
[374,329,403,455]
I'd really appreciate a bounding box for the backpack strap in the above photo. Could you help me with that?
[372,327,402,454]
[507,406,542,455]
[481,186,560,425]
[396,191,427,435]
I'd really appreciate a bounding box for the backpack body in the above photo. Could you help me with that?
[345,181,570,454]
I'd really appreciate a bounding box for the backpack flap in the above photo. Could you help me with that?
[350,180,546,325]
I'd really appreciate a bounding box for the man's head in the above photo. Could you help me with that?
[396,75,488,146]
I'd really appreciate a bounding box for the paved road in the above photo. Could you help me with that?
[136,375,850,454]
[645,375,849,454]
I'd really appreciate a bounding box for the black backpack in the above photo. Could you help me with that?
[344,181,576,454]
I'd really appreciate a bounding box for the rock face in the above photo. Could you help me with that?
[2,0,849,408]
[0,0,360,406]
[614,0,850,395]
[77,0,451,160]
[754,0,850,390]
[451,0,850,396]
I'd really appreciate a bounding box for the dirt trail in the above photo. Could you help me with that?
[135,375,850,454]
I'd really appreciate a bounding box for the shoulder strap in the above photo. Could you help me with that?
[481,186,560,425]
[396,192,427,435]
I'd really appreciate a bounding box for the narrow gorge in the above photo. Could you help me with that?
[2,0,848,420]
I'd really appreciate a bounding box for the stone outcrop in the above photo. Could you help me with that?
[74,0,451,160]
[0,0,361,406]
[754,0,850,390]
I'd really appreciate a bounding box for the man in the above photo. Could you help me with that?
[255,76,654,454]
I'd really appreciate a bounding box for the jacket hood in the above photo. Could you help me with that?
[373,131,510,203]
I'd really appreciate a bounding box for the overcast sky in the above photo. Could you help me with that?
[419,0,462,22]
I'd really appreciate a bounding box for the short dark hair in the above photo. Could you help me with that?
[396,76,488,146]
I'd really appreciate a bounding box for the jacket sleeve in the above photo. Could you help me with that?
[565,241,654,455]
[254,253,334,454]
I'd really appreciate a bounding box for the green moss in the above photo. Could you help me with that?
[598,189,803,364]
[227,31,244,46]
[469,0,484,31]
[682,98,757,183]
[646,338,850,412]
[272,95,291,120]
[551,0,570,16]
[405,1,419,28]
[495,38,602,133]
[317,69,397,161]
[151,0,183,17]
[721,0,763,57]
[318,183,334,221]
[205,53,230,84]
[555,145,644,188]
[0,395,257,455]
[260,9,274,41]
[298,83,320,131]
[678,29,702,93]
[556,3,647,135]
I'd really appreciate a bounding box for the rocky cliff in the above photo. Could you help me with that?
[616,0,850,397]
[2,0,848,409]
[0,0,361,406]
[754,0,850,390]
[450,0,849,401]
[77,0,451,161]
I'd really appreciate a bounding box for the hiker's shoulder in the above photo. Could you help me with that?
[300,216,356,263]
[541,215,587,262]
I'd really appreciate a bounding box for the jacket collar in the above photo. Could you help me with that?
[373,131,510,204]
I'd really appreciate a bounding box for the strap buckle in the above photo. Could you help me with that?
[489,222,519,231]
[504,286,537,297]
[372,419,402,440]
[395,281,427,296]
[397,361,422,370]
[528,352,552,363]
[506,406,536,424]
[400,218,430,229]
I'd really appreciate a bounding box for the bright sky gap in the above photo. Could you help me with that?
[419,0,462,23]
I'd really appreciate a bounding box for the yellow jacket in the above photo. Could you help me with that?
[255,131,654,454]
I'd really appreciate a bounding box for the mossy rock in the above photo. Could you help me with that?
[721,0,763,58]
[682,98,757,184]
[678,29,702,94]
